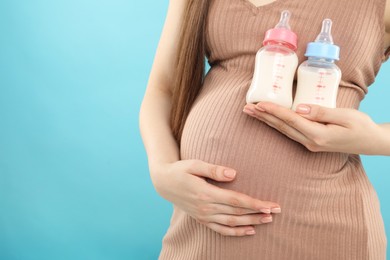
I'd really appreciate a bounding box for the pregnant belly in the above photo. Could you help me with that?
[180,66,362,200]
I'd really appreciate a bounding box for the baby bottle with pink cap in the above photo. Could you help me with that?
[246,10,298,108]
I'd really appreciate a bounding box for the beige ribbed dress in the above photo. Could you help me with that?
[159,0,388,259]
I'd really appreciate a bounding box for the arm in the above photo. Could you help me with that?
[139,0,281,237]
[139,0,185,172]
[243,103,390,156]
[379,123,390,154]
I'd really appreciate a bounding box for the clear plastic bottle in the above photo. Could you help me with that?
[292,19,341,110]
[246,10,298,108]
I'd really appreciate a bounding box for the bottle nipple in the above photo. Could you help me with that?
[275,10,291,30]
[262,10,297,50]
[315,19,334,44]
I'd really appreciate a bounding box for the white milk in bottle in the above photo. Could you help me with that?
[292,19,341,110]
[246,10,298,108]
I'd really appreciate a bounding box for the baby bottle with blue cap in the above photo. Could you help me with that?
[292,19,341,110]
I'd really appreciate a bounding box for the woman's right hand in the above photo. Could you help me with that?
[150,159,282,237]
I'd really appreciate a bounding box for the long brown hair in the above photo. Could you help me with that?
[170,0,211,146]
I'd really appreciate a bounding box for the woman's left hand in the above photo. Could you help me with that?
[242,102,386,155]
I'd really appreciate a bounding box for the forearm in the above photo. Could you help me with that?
[378,123,390,156]
[139,87,180,174]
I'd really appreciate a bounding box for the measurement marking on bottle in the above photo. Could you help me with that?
[314,71,327,104]
[272,57,285,94]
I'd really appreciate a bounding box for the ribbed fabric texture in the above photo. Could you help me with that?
[159,0,388,259]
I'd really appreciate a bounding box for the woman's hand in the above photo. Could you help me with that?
[150,159,282,237]
[243,102,390,155]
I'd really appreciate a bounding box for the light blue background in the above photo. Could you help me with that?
[0,1,389,259]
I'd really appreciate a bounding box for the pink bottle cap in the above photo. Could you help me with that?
[262,10,298,51]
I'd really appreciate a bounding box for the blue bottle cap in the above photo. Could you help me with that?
[304,19,340,61]
[305,42,340,60]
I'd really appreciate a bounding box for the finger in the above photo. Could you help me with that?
[204,222,257,236]
[209,213,273,227]
[210,187,281,214]
[252,107,310,145]
[253,102,328,139]
[184,159,237,182]
[244,103,310,145]
[295,104,353,126]
[207,203,268,215]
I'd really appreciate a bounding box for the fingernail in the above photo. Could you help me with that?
[271,207,281,213]
[296,104,311,114]
[260,208,271,214]
[261,216,273,223]
[246,229,256,235]
[223,169,236,178]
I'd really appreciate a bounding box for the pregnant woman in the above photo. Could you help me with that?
[139,0,390,259]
